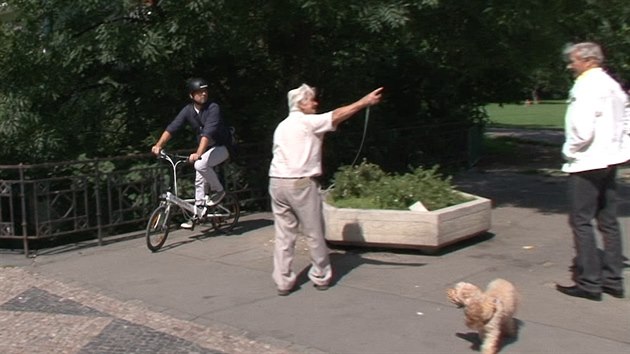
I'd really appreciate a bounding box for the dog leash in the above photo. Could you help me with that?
[325,107,371,192]
[350,106,370,167]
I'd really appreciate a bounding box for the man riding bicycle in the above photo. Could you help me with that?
[151,77,231,228]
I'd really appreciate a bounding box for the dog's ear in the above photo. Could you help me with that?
[479,297,502,324]
[491,297,503,314]
[458,283,481,297]
[466,296,498,326]
[464,301,487,330]
[484,298,499,324]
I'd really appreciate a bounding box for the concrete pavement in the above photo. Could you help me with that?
[486,127,564,145]
[1,161,630,353]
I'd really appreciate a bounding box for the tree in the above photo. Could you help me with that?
[1,0,627,170]
[560,0,630,88]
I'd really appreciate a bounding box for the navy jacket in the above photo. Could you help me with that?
[166,102,230,147]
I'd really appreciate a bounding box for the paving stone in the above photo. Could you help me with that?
[0,267,295,354]
[1,287,107,317]
[0,311,112,354]
[78,318,223,354]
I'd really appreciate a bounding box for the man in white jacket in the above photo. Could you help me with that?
[556,42,629,301]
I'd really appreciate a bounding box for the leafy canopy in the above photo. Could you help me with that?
[0,0,627,168]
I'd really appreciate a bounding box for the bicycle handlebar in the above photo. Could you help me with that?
[159,150,191,162]
[159,150,204,162]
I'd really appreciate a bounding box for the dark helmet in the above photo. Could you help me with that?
[186,77,208,94]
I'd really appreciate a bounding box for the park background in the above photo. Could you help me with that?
[0,1,628,221]
[1,1,628,167]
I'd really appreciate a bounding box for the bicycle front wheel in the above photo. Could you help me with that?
[146,204,172,252]
[211,193,240,233]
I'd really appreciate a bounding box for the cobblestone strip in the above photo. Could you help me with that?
[0,266,297,354]
[0,311,112,354]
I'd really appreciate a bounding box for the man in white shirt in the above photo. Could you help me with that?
[556,42,629,301]
[269,84,383,296]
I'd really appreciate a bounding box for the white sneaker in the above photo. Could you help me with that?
[207,191,226,206]
[180,220,194,229]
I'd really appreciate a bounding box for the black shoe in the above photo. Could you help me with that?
[314,284,329,291]
[556,284,601,301]
[277,289,291,296]
[602,286,625,299]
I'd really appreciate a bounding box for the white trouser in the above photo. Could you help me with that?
[269,177,332,291]
[193,145,229,203]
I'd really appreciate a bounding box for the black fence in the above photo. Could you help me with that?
[0,123,483,257]
[0,144,271,257]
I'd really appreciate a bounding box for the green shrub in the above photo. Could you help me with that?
[328,161,472,211]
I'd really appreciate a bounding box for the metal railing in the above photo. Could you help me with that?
[0,148,270,257]
[0,123,482,257]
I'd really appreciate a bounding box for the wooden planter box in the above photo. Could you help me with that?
[322,192,491,251]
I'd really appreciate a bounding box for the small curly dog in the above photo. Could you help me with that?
[446,278,519,354]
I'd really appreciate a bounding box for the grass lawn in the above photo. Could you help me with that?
[479,100,566,169]
[485,100,566,129]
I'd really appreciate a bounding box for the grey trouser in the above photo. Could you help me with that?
[568,166,624,293]
[193,145,229,202]
[269,177,332,291]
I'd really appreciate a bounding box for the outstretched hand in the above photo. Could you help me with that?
[363,87,384,107]
[331,87,385,127]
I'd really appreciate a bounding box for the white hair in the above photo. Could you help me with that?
[287,83,316,112]
[563,42,604,64]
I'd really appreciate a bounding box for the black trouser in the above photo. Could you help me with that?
[568,166,624,293]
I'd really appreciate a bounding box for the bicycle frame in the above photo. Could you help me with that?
[158,150,203,218]
[162,191,203,217]
[147,150,241,252]
[159,150,187,197]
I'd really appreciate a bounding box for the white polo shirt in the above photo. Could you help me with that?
[269,111,336,178]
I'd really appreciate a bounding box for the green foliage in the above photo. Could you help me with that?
[560,0,630,86]
[329,160,472,211]
[0,92,66,162]
[0,0,628,177]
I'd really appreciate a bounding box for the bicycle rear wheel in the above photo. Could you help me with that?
[146,204,172,252]
[210,193,240,233]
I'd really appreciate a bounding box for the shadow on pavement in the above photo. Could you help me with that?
[453,171,568,214]
[15,217,275,257]
[215,217,274,235]
[21,232,146,257]
[328,252,426,286]
[292,251,428,290]
[454,170,630,217]
[327,232,496,258]
[454,317,524,353]
[461,131,630,217]
[153,217,274,253]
